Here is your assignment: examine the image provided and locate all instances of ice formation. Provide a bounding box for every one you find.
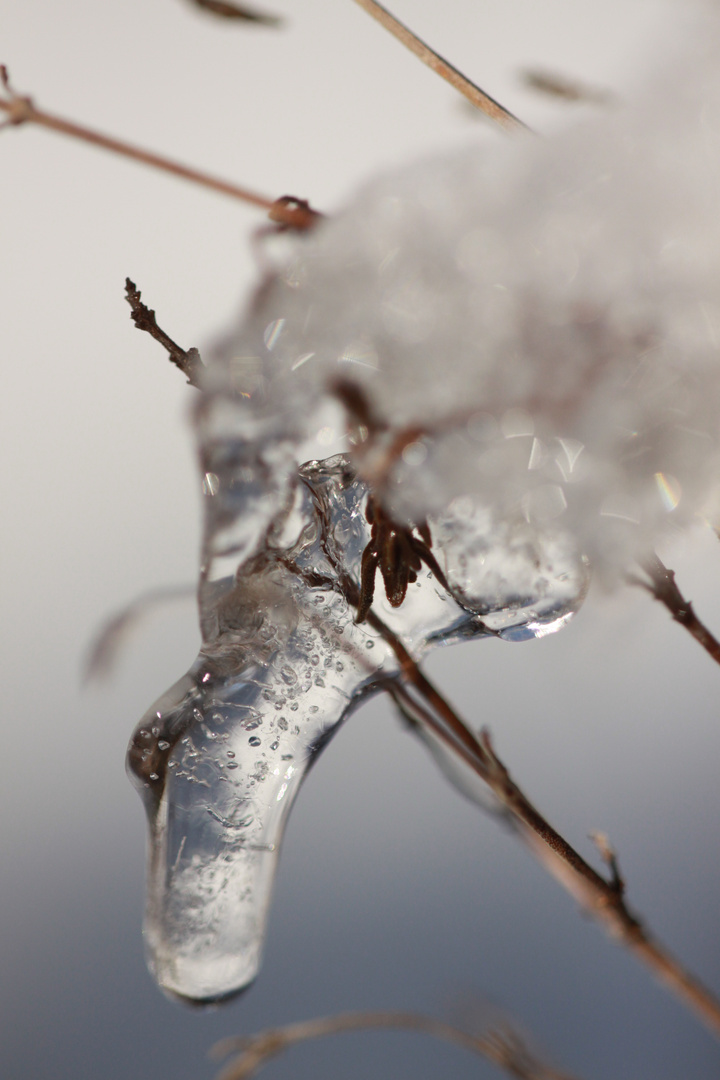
[128,9,720,1003]
[128,455,587,1002]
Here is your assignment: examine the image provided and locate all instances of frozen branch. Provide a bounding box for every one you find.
[351,0,528,133]
[211,1010,581,1080]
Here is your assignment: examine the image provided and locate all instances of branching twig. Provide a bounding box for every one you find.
[351,0,528,133]
[125,278,205,388]
[284,481,720,1038]
[633,552,720,669]
[0,66,319,228]
[211,1010,581,1080]
[118,284,720,1037]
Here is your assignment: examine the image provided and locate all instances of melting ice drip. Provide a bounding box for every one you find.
[128,454,587,1004]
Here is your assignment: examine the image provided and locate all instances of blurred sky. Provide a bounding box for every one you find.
[2,1,720,1078]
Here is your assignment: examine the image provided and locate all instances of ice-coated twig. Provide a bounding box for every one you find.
[632,553,720,670]
[125,278,205,388]
[122,308,720,1034]
[0,66,318,227]
[351,0,529,133]
[211,1010,581,1080]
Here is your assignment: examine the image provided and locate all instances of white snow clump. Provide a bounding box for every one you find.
[201,9,720,583]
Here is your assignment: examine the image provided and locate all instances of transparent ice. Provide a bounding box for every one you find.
[128,453,587,1003]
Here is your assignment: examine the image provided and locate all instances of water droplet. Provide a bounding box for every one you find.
[248,737,261,747]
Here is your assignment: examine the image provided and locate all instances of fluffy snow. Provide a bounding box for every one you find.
[202,6,720,579]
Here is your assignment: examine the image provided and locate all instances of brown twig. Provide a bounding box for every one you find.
[351,0,528,133]
[520,68,617,107]
[633,552,720,669]
[386,674,720,1039]
[84,583,194,681]
[188,0,282,25]
[297,478,720,1037]
[124,278,205,388]
[0,66,319,228]
[211,1010,581,1080]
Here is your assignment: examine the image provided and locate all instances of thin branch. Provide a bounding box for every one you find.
[351,0,529,133]
[0,66,318,227]
[294,477,720,1037]
[633,552,720,669]
[211,1010,581,1080]
[388,678,720,1040]
[520,68,616,107]
[188,0,282,25]
[84,583,194,681]
[125,278,205,388]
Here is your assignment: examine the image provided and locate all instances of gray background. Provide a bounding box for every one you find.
[2,1,720,1077]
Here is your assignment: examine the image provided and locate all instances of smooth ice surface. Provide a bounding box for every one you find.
[128,455,587,1001]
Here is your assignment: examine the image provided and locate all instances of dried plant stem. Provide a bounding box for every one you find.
[283,481,720,1038]
[351,0,528,133]
[0,66,314,227]
[386,666,720,1040]
[189,0,282,25]
[212,1010,581,1080]
[636,553,720,668]
[125,278,205,388]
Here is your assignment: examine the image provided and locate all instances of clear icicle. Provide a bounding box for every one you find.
[128,457,587,1003]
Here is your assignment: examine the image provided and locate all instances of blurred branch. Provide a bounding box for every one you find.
[85,584,194,681]
[632,553,720,669]
[125,278,205,388]
[0,65,318,227]
[211,1010,581,1080]
[520,68,616,107]
[351,0,529,133]
[187,0,282,25]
